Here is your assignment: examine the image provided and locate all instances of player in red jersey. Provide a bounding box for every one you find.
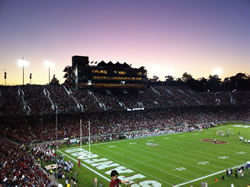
[110,170,129,187]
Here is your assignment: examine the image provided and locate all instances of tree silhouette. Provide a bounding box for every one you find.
[50,74,60,85]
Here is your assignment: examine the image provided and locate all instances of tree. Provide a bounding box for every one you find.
[181,72,197,89]
[165,75,174,81]
[207,75,221,91]
[197,77,208,91]
[235,73,247,80]
[223,77,231,91]
[50,74,60,85]
[63,66,75,87]
[181,72,193,82]
[165,75,175,86]
[151,75,159,82]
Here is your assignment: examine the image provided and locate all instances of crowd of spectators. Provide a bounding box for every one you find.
[0,139,53,186]
[21,85,53,114]
[232,91,250,105]
[0,86,24,115]
[45,85,79,113]
[1,85,250,115]
[71,89,102,112]
[92,90,124,111]
[1,106,249,144]
[32,143,58,165]
[31,143,80,187]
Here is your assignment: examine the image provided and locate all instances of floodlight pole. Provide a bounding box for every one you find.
[44,61,55,84]
[4,71,7,86]
[49,67,50,84]
[30,73,32,84]
[80,119,82,150]
[55,106,58,179]
[88,121,91,157]
[23,66,24,85]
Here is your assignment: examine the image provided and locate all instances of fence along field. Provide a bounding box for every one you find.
[59,123,250,187]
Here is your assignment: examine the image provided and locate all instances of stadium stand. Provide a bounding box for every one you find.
[0,139,53,186]
[0,84,250,186]
[1,85,249,115]
[21,85,53,114]
[1,105,249,144]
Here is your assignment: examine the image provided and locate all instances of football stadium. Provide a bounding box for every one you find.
[1,55,250,187]
[1,1,250,187]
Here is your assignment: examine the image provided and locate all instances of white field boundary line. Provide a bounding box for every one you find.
[57,150,110,182]
[175,163,245,187]
[59,133,178,151]
[59,139,133,151]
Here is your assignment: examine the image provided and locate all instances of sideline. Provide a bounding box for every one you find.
[57,150,110,182]
[59,132,180,151]
[175,163,245,187]
[59,138,131,151]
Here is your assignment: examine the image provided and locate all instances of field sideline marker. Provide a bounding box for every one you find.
[175,163,245,187]
[57,150,110,182]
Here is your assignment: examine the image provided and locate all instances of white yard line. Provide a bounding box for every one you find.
[60,148,172,185]
[175,163,245,187]
[94,145,178,184]
[57,150,110,182]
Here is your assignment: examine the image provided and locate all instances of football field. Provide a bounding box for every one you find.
[58,123,250,187]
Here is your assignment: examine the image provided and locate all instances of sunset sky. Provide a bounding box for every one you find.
[0,0,249,85]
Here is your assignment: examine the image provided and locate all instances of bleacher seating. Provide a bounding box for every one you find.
[1,85,250,115]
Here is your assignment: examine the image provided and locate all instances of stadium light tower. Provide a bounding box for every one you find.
[17,58,30,85]
[211,67,223,76]
[29,73,32,84]
[44,60,55,84]
[4,70,7,86]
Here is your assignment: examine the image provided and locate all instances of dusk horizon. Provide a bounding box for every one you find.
[1,1,250,186]
[0,0,249,85]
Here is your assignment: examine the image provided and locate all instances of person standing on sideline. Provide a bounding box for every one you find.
[94,177,98,187]
[235,169,238,178]
[110,170,129,187]
[228,169,231,178]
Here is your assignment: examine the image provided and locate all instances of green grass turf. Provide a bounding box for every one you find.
[58,123,250,187]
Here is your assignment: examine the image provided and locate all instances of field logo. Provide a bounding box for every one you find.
[197,161,209,165]
[65,148,161,186]
[218,156,229,159]
[129,142,137,145]
[146,143,159,146]
[174,167,186,171]
[236,152,246,155]
[201,139,227,144]
[233,125,250,128]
